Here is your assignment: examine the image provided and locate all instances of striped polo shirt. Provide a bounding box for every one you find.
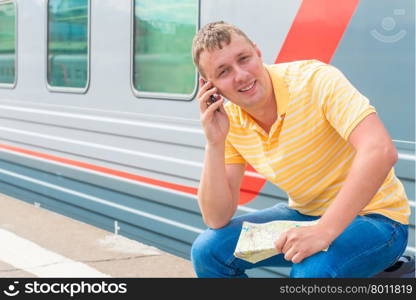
[224,60,410,224]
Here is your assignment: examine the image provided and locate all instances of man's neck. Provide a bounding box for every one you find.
[243,65,278,134]
[247,95,277,134]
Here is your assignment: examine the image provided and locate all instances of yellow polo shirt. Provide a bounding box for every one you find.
[224,59,410,224]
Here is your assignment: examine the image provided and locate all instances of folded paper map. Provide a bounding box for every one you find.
[233,220,326,264]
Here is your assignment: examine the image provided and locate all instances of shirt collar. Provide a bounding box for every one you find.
[265,63,289,117]
[237,64,290,129]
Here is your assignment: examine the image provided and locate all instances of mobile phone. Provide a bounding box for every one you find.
[203,79,221,112]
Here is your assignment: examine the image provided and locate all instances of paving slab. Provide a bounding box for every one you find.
[0,193,196,278]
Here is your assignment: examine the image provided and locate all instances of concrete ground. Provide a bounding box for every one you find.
[0,193,196,278]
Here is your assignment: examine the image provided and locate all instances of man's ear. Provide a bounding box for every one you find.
[254,43,262,58]
[198,70,208,83]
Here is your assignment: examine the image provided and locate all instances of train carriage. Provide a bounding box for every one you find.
[0,0,414,277]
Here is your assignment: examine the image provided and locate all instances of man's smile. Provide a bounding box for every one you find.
[238,80,256,93]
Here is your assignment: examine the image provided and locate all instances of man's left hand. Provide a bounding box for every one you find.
[274,225,332,264]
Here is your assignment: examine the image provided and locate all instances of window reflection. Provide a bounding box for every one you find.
[0,1,16,86]
[133,0,197,96]
[47,0,89,89]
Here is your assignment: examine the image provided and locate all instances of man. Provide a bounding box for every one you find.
[191,21,410,278]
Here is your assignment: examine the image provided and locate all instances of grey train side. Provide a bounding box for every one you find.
[0,0,414,277]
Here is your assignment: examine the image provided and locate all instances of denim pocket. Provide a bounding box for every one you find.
[392,224,409,262]
[365,214,409,265]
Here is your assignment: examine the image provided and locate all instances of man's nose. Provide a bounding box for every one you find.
[234,66,250,83]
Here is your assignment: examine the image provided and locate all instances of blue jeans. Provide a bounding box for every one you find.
[191,203,408,278]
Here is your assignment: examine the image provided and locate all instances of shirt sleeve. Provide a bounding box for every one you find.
[311,63,377,140]
[224,138,246,164]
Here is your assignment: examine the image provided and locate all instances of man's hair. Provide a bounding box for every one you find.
[192,21,255,77]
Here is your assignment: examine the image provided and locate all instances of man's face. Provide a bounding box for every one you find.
[199,33,270,110]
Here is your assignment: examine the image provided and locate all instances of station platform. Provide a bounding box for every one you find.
[0,193,196,278]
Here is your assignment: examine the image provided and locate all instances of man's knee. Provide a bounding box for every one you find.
[191,230,212,266]
[191,224,239,277]
[191,228,223,274]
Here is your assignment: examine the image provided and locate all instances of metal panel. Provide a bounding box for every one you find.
[0,156,289,277]
[0,0,413,278]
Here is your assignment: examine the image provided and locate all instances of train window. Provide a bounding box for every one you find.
[132,0,198,100]
[0,0,16,88]
[47,0,90,92]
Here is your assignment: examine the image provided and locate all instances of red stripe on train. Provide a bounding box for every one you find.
[0,143,198,196]
[276,0,360,63]
[0,1,360,205]
[240,0,360,204]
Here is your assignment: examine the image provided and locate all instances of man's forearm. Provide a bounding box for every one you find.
[198,143,235,228]
[317,147,397,242]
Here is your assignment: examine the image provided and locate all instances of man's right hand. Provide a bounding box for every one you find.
[197,78,230,145]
